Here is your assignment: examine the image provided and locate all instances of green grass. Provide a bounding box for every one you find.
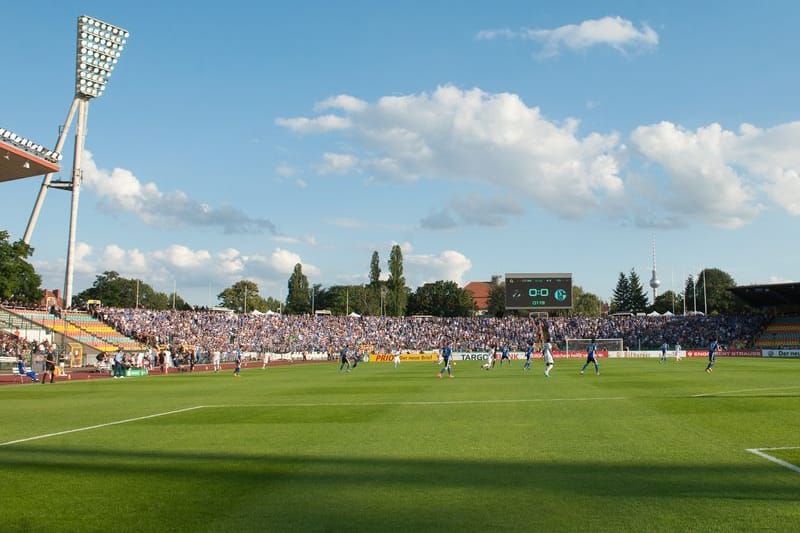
[2,358,799,532]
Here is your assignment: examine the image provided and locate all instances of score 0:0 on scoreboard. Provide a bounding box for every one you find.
[504,273,573,310]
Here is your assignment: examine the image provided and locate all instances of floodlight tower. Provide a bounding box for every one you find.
[649,237,661,303]
[23,15,128,308]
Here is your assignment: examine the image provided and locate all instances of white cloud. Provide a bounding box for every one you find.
[728,122,800,215]
[151,244,214,270]
[275,114,351,133]
[82,151,277,234]
[316,152,359,174]
[478,16,659,57]
[405,250,473,286]
[315,94,368,113]
[278,85,625,219]
[631,121,772,228]
[270,248,310,275]
[278,86,800,230]
[34,242,321,304]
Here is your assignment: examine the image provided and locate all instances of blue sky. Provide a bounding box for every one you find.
[2,1,799,307]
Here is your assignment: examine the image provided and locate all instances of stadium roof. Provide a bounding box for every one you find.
[0,139,60,182]
[729,282,800,308]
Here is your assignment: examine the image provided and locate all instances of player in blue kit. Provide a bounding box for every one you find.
[523,342,534,371]
[437,341,453,378]
[705,337,720,373]
[580,338,600,375]
[339,346,351,373]
[233,348,242,377]
[660,341,668,364]
[500,344,511,366]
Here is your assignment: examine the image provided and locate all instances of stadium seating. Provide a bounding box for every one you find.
[754,316,800,348]
[2,307,145,353]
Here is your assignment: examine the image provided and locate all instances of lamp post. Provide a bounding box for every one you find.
[23,15,129,309]
[380,287,387,317]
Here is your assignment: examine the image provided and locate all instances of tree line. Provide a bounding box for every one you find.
[1,229,752,316]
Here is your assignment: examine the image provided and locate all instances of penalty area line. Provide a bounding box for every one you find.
[202,397,628,409]
[691,385,800,398]
[0,406,205,447]
[746,447,800,474]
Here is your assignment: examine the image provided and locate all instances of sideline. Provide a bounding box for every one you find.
[0,406,205,447]
[746,447,800,474]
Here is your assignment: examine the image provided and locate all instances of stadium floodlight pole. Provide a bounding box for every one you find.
[23,100,80,245]
[30,15,128,309]
[702,269,708,315]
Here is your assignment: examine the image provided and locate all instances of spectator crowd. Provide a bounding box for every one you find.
[95,308,770,355]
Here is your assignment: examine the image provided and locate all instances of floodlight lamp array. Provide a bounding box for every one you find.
[75,15,129,99]
[0,127,63,163]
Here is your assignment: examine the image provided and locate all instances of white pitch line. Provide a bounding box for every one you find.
[0,397,626,447]
[202,397,627,409]
[0,406,205,447]
[692,385,800,398]
[746,447,800,474]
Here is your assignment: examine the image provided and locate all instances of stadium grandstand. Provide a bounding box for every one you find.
[0,306,146,358]
[0,126,61,183]
[730,282,800,349]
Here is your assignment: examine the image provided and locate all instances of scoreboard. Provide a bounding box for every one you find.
[504,273,573,310]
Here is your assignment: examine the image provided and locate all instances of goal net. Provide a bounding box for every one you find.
[564,338,623,355]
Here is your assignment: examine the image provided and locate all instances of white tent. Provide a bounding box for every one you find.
[250,309,264,315]
[348,312,361,318]
[264,310,278,316]
[648,310,661,316]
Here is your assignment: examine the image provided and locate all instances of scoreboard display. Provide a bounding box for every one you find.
[504,273,573,310]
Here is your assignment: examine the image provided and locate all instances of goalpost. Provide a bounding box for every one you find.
[564,338,623,356]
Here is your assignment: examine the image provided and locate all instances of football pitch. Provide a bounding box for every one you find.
[2,358,799,532]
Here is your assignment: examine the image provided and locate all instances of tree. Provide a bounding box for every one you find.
[407,280,475,317]
[628,269,649,313]
[652,290,683,315]
[285,263,310,314]
[487,280,506,317]
[0,230,42,305]
[218,280,269,313]
[386,245,407,316]
[571,285,605,317]
[314,285,368,315]
[684,275,698,314]
[367,251,382,315]
[609,272,631,313]
[694,268,745,315]
[73,271,188,310]
[263,296,282,313]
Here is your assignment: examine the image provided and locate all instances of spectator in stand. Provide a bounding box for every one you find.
[94,307,768,359]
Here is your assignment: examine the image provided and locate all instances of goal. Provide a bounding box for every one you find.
[564,338,623,355]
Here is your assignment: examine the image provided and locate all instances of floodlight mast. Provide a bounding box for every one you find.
[23,15,128,309]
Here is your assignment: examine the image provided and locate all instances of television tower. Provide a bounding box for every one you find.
[649,237,661,302]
